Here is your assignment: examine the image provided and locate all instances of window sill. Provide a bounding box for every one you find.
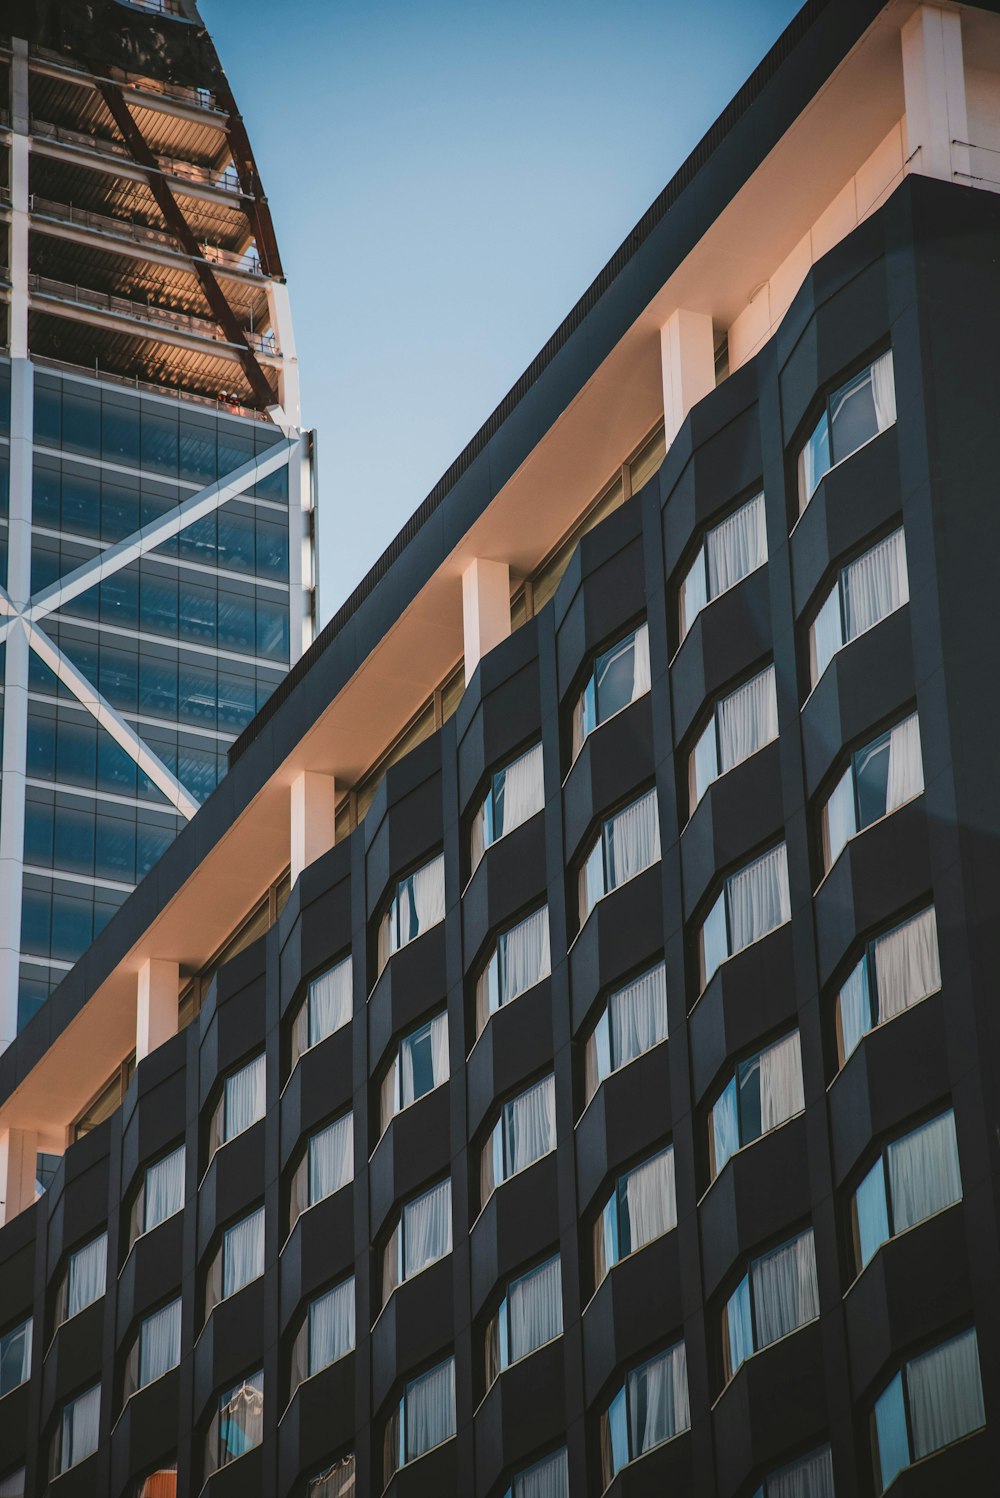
[382,1433,457,1495]
[691,916,792,1014]
[802,598,908,708]
[471,1148,556,1231]
[686,734,778,826]
[575,1034,670,1128]
[697,1109,804,1209]
[814,790,924,895]
[842,1198,963,1299]
[563,688,652,787]
[711,1315,819,1409]
[670,562,767,668]
[826,985,941,1090]
[571,854,663,953]
[370,1249,453,1334]
[791,422,896,538]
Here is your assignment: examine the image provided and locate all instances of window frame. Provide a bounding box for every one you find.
[807,525,908,690]
[469,740,544,877]
[583,959,668,1105]
[207,1051,265,1166]
[289,955,352,1074]
[676,490,767,646]
[55,1232,108,1329]
[481,1073,557,1207]
[381,1176,453,1306]
[721,1226,819,1384]
[849,1107,962,1277]
[129,1143,185,1248]
[475,904,551,1039]
[570,620,650,763]
[577,786,661,930]
[697,842,790,992]
[379,1010,449,1135]
[593,1143,677,1291]
[485,1252,563,1387]
[376,852,446,978]
[819,711,923,877]
[833,905,941,1068]
[288,1110,354,1235]
[707,1028,804,1181]
[870,1327,985,1493]
[600,1339,689,1487]
[0,1315,32,1400]
[796,349,896,514]
[687,663,778,816]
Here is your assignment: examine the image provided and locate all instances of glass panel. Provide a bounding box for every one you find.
[404,1358,456,1462]
[854,1157,890,1271]
[711,1078,740,1178]
[716,666,777,778]
[308,1279,355,1375]
[627,1343,688,1458]
[601,1386,629,1487]
[727,844,790,955]
[690,718,718,808]
[724,1275,753,1379]
[138,1299,181,1388]
[822,766,856,871]
[829,361,884,464]
[307,1456,356,1497]
[502,1076,556,1180]
[511,1446,569,1498]
[620,1147,676,1257]
[809,584,843,685]
[143,1146,185,1235]
[222,1207,264,1297]
[700,890,728,988]
[843,529,909,643]
[67,1235,107,1319]
[836,956,872,1063]
[309,959,352,1048]
[402,1178,452,1280]
[309,1115,354,1206]
[798,412,831,510]
[224,1054,265,1141]
[608,962,668,1072]
[873,907,941,1024]
[507,1255,562,1364]
[705,493,767,599]
[491,743,544,843]
[579,838,605,925]
[680,549,708,640]
[907,1328,984,1463]
[751,1231,819,1349]
[874,1371,910,1492]
[605,790,660,892]
[887,1110,962,1235]
[766,1444,835,1498]
[498,908,550,1007]
[217,1370,264,1468]
[59,1385,100,1473]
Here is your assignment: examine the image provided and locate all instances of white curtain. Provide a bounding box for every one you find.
[712,1079,740,1177]
[908,1328,985,1461]
[759,1031,804,1131]
[406,1357,456,1461]
[68,1235,107,1318]
[843,529,909,641]
[480,1126,499,1206]
[888,1109,961,1234]
[753,1230,819,1348]
[810,585,843,685]
[401,855,446,945]
[622,1147,676,1251]
[403,1179,452,1279]
[874,907,941,1022]
[139,1298,181,1388]
[61,1385,100,1471]
[218,1372,263,1466]
[501,908,551,1005]
[823,767,856,870]
[609,962,667,1070]
[144,1146,185,1234]
[837,957,871,1062]
[690,718,719,807]
[579,839,606,924]
[500,743,544,836]
[514,1447,568,1498]
[768,1444,835,1498]
[798,419,830,512]
[718,666,778,774]
[629,1342,689,1455]
[706,493,767,597]
[871,350,897,432]
[607,790,660,889]
[223,1207,264,1297]
[725,1277,754,1378]
[585,1013,611,1102]
[431,1011,449,1086]
[470,801,488,872]
[886,714,923,812]
[377,908,394,972]
[476,956,498,1035]
[505,1076,556,1178]
[701,889,729,988]
[728,844,790,955]
[631,623,651,698]
[309,959,352,1046]
[225,1053,265,1140]
[308,1456,356,1497]
[310,1114,354,1205]
[309,1278,355,1375]
[508,1255,563,1363]
[681,549,708,639]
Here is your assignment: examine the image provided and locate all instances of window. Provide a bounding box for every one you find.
[476,907,551,1035]
[723,1229,819,1382]
[699,844,790,989]
[798,350,896,510]
[289,1113,354,1232]
[835,906,941,1065]
[572,623,651,759]
[578,789,660,927]
[753,1444,834,1498]
[291,957,352,1070]
[486,1255,563,1386]
[680,492,766,641]
[0,1318,31,1398]
[504,1447,568,1498]
[124,1298,182,1400]
[383,1356,456,1483]
[600,1341,689,1487]
[56,1233,108,1325]
[481,1075,556,1205]
[205,1206,264,1317]
[809,528,908,687]
[585,961,667,1102]
[383,1178,452,1302]
[133,1466,177,1498]
[709,1031,804,1179]
[594,1146,676,1287]
[380,1013,449,1133]
[471,743,544,871]
[852,1109,962,1274]
[377,854,446,974]
[209,1053,265,1158]
[872,1328,984,1492]
[290,1278,356,1393]
[689,665,778,811]
[129,1145,185,1246]
[822,714,923,872]
[307,1455,356,1497]
[205,1370,263,1476]
[50,1384,100,1476]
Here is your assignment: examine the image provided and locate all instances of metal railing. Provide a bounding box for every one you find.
[31,118,241,195]
[30,193,181,252]
[119,0,189,18]
[28,272,227,341]
[123,74,218,114]
[200,243,262,275]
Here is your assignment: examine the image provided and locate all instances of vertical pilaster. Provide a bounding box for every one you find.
[0,1126,38,1226]
[290,770,337,886]
[265,279,301,429]
[10,39,29,361]
[901,5,970,185]
[461,558,510,681]
[286,432,315,662]
[660,308,716,448]
[136,958,180,1062]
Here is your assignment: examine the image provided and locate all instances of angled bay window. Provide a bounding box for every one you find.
[383,1356,456,1484]
[476,906,551,1035]
[709,1031,804,1180]
[290,1278,356,1394]
[380,1012,449,1134]
[595,1146,676,1288]
[504,1447,568,1498]
[205,1370,263,1477]
[123,1298,182,1400]
[486,1254,563,1386]
[383,1178,452,1303]
[481,1075,556,1206]
[471,742,544,871]
[822,713,923,873]
[753,1444,834,1498]
[585,961,668,1103]
[377,853,445,975]
[0,1318,31,1398]
[798,350,896,510]
[601,1341,689,1488]
[307,1456,356,1496]
[129,1144,185,1246]
[809,528,909,687]
[723,1228,819,1382]
[571,622,650,759]
[699,843,790,990]
[291,957,352,1070]
[209,1052,265,1159]
[835,906,941,1066]
[50,1384,100,1477]
[852,1109,962,1274]
[289,1112,354,1232]
[205,1206,264,1318]
[55,1233,108,1325]
[872,1328,984,1493]
[689,665,778,811]
[679,492,766,642]
[578,789,660,927]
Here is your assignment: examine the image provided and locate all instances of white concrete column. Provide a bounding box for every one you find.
[0,1127,38,1226]
[901,6,970,185]
[136,958,180,1062]
[462,558,510,680]
[660,308,716,448]
[265,280,301,428]
[10,39,29,361]
[291,770,337,886]
[286,432,315,662]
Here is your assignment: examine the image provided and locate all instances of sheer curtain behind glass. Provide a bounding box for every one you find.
[606,790,660,889]
[500,908,551,1007]
[294,959,351,1064]
[766,1444,834,1498]
[221,1054,265,1145]
[728,845,790,955]
[605,962,668,1082]
[843,529,908,641]
[752,1231,819,1349]
[138,1298,181,1389]
[405,1358,456,1462]
[0,1319,31,1397]
[142,1147,185,1237]
[887,1109,961,1234]
[706,494,766,598]
[716,666,778,778]
[759,1032,805,1132]
[307,1455,356,1497]
[907,1328,984,1463]
[511,1447,568,1498]
[873,907,941,1023]
[308,1279,355,1376]
[507,1256,563,1364]
[0,1470,25,1498]
[222,1207,264,1298]
[403,1179,452,1281]
[504,1076,556,1180]
[622,1147,676,1254]
[67,1235,107,1319]
[307,1114,354,1214]
[57,1385,100,1474]
[885,714,923,812]
[629,1343,689,1460]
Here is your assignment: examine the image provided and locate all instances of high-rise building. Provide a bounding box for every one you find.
[0,1,998,1496]
[0,0,316,1045]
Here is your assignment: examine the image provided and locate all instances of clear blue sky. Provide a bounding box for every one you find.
[201,0,802,623]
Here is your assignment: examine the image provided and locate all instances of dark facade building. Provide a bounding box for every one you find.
[0,2,998,1496]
